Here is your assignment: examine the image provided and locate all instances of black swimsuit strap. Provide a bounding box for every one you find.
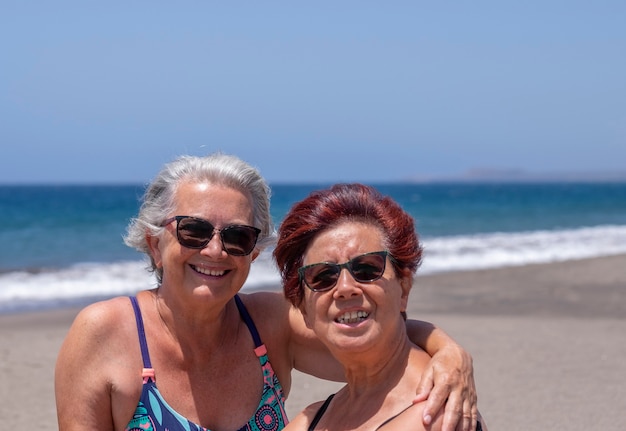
[308,393,335,431]
[306,395,483,431]
[375,403,416,430]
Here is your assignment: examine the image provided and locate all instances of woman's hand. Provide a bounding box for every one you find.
[413,343,478,431]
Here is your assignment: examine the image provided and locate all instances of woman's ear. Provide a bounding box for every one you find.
[146,232,163,269]
[250,248,261,262]
[300,300,314,329]
[399,275,413,313]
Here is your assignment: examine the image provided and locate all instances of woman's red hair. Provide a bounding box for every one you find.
[273,183,422,307]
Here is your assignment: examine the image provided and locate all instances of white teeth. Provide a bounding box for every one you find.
[336,310,369,324]
[192,265,225,276]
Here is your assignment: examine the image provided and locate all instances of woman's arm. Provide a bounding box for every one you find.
[407,319,478,431]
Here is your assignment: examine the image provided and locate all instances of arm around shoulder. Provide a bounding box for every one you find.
[406,319,477,431]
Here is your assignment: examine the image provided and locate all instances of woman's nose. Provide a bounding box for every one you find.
[200,232,226,256]
[332,268,362,298]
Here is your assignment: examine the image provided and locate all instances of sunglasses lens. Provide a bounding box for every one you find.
[176,217,214,248]
[220,225,260,256]
[349,253,386,282]
[301,251,388,291]
[169,216,260,255]
[302,264,341,292]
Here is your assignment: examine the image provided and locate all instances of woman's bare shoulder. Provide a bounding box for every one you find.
[67,295,138,342]
[239,290,287,309]
[236,291,292,328]
[377,401,443,431]
[284,400,327,431]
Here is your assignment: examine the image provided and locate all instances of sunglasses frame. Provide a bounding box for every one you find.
[298,250,392,292]
[161,215,261,256]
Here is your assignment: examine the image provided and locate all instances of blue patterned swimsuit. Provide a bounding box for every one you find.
[126,295,288,431]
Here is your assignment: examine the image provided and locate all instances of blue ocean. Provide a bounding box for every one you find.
[1,182,626,314]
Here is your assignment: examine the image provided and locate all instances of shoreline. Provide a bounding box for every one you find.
[1,254,625,430]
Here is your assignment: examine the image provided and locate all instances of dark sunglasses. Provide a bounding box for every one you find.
[161,216,261,256]
[298,250,391,292]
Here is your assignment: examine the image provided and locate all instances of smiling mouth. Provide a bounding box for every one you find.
[191,264,227,277]
[335,310,369,324]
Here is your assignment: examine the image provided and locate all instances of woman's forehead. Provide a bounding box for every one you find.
[173,182,254,220]
[304,222,385,260]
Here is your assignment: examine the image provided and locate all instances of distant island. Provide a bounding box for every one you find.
[404,168,626,183]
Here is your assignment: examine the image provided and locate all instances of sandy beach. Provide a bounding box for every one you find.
[1,254,625,430]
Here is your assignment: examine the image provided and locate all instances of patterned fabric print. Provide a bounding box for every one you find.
[125,353,287,431]
[248,345,287,431]
[126,381,209,431]
[126,403,156,431]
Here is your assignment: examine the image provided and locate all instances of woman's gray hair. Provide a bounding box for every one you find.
[124,152,275,282]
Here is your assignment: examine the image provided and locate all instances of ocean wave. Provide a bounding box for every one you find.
[1,224,625,313]
[0,253,283,313]
[421,224,626,273]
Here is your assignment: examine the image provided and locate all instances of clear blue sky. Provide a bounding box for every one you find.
[2,2,625,184]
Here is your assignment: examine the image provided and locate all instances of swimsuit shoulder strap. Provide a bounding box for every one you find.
[129,296,153,370]
[308,393,335,431]
[234,294,263,348]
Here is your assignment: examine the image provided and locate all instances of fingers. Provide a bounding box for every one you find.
[418,345,479,431]
[465,374,478,431]
[454,391,478,431]
[469,398,479,431]
[422,380,451,427]
[437,369,478,431]
[437,389,461,431]
[414,364,434,404]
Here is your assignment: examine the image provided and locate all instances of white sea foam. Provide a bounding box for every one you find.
[0,261,154,312]
[1,224,625,312]
[421,224,626,274]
